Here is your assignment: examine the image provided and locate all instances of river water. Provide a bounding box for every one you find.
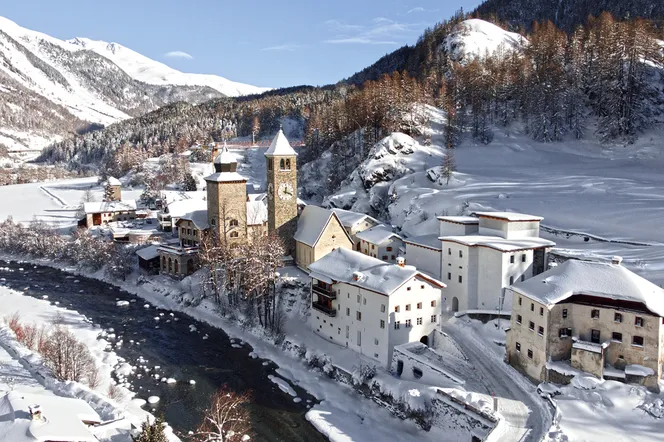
[0,260,326,442]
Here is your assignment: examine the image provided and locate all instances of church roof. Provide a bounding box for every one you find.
[214,143,237,165]
[265,129,297,157]
[295,205,350,247]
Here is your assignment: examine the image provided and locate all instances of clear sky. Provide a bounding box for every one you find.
[1,0,483,88]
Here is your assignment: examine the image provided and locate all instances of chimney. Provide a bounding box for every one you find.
[29,404,42,421]
[396,257,405,267]
[611,256,623,266]
[352,271,363,281]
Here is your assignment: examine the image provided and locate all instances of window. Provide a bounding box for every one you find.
[516,342,521,352]
[229,219,239,227]
[395,306,400,313]
[614,313,622,323]
[431,315,437,323]
[230,231,239,238]
[527,349,533,359]
[412,367,423,379]
[387,247,393,252]
[417,302,422,309]
[529,321,534,331]
[371,244,375,250]
[421,285,425,289]
[279,159,285,170]
[518,297,522,306]
[431,300,436,307]
[448,248,451,255]
[380,320,385,329]
[374,338,379,345]
[394,321,400,330]
[521,275,525,282]
[392,255,396,260]
[522,254,526,263]
[632,336,644,347]
[363,298,367,305]
[448,273,451,280]
[382,255,388,260]
[612,332,623,342]
[531,303,534,312]
[459,250,463,258]
[635,317,644,327]
[591,329,600,344]
[458,275,463,283]
[405,304,411,311]
[509,276,514,285]
[405,319,412,328]
[268,161,273,171]
[510,255,515,264]
[591,309,600,319]
[562,309,568,319]
[538,326,544,336]
[356,311,362,321]
[286,159,291,170]
[559,328,572,338]
[357,295,361,303]
[407,287,411,291]
[210,218,216,226]
[516,315,522,324]
[346,307,350,316]
[381,304,386,313]
[540,307,544,316]
[417,317,423,325]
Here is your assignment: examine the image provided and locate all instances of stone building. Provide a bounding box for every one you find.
[506,257,664,391]
[265,129,298,254]
[158,244,200,278]
[104,177,122,201]
[294,205,354,270]
[175,210,208,247]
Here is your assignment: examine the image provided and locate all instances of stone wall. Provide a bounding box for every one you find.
[267,155,298,253]
[571,347,604,378]
[207,180,247,244]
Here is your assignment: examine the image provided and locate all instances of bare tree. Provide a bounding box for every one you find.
[188,387,253,442]
[442,148,457,185]
[41,325,96,383]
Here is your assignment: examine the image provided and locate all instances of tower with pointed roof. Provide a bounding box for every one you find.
[205,144,248,244]
[265,129,298,254]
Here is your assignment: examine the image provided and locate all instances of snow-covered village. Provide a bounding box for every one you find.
[1,1,664,442]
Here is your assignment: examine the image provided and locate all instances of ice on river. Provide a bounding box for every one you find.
[267,375,297,397]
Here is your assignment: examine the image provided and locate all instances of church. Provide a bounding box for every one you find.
[158,130,299,277]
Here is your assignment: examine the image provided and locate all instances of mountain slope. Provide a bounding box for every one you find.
[444,19,525,61]
[0,16,266,151]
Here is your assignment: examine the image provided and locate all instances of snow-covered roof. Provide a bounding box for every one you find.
[440,235,554,252]
[331,208,379,229]
[165,199,207,218]
[474,212,543,222]
[177,209,209,230]
[309,248,445,296]
[106,176,121,186]
[136,245,160,261]
[404,234,443,250]
[204,171,247,183]
[356,226,400,245]
[437,216,479,225]
[295,205,349,247]
[512,260,664,316]
[246,201,268,226]
[84,199,136,214]
[265,129,297,157]
[572,339,607,354]
[213,143,236,165]
[0,391,100,442]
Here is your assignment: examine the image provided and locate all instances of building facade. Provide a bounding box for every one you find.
[294,206,354,270]
[506,258,664,391]
[83,200,137,228]
[331,208,380,251]
[356,226,403,263]
[308,248,446,368]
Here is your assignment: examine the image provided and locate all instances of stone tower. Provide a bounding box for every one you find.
[265,129,297,255]
[205,144,248,244]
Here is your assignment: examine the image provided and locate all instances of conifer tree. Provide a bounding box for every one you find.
[132,416,167,442]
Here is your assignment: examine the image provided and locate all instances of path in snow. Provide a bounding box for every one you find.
[442,317,552,442]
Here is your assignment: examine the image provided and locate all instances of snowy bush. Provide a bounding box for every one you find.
[352,362,377,386]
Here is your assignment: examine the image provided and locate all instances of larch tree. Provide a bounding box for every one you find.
[188,387,253,442]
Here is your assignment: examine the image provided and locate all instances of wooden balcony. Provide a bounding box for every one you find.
[312,285,336,299]
[312,301,337,317]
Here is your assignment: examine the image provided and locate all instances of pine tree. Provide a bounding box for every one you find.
[103,182,115,202]
[182,172,197,191]
[132,416,167,442]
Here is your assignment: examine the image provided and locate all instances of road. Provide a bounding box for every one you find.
[442,317,552,442]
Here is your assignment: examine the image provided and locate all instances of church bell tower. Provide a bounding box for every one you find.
[265,129,297,255]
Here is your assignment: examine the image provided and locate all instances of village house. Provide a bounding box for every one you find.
[157,196,207,232]
[331,208,380,250]
[506,257,664,391]
[176,210,209,247]
[83,200,137,228]
[158,243,200,278]
[294,205,354,270]
[403,234,443,281]
[356,225,403,263]
[308,248,446,369]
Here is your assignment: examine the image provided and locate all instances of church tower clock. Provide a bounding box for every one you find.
[265,129,298,254]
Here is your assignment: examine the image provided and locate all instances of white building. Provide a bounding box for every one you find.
[308,248,446,369]
[331,208,380,250]
[356,225,403,263]
[439,212,555,313]
[83,200,137,228]
[403,234,443,280]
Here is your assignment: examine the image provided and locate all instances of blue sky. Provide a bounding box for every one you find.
[2,0,482,88]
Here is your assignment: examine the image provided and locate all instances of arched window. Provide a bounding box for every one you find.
[230,231,239,238]
[279,159,285,170]
[168,258,172,273]
[174,260,179,274]
[230,219,239,227]
[210,218,216,226]
[285,159,291,170]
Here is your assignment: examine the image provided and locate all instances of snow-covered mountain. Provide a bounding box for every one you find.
[0,16,267,151]
[444,19,525,61]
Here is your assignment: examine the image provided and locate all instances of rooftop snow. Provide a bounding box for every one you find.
[177,209,209,230]
[331,208,379,229]
[204,171,247,183]
[437,216,479,224]
[512,260,664,316]
[136,245,160,261]
[474,212,543,222]
[440,235,554,252]
[0,391,100,442]
[165,199,207,218]
[295,206,344,247]
[213,144,236,165]
[83,199,136,214]
[404,234,442,250]
[572,339,606,354]
[106,177,121,186]
[265,129,297,157]
[309,248,444,296]
[356,226,400,245]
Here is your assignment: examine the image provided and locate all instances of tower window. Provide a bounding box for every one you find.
[279,159,285,170]
[230,219,239,227]
[268,161,273,171]
[286,159,291,170]
[230,231,239,238]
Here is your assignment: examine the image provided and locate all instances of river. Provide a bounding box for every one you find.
[0,260,326,442]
